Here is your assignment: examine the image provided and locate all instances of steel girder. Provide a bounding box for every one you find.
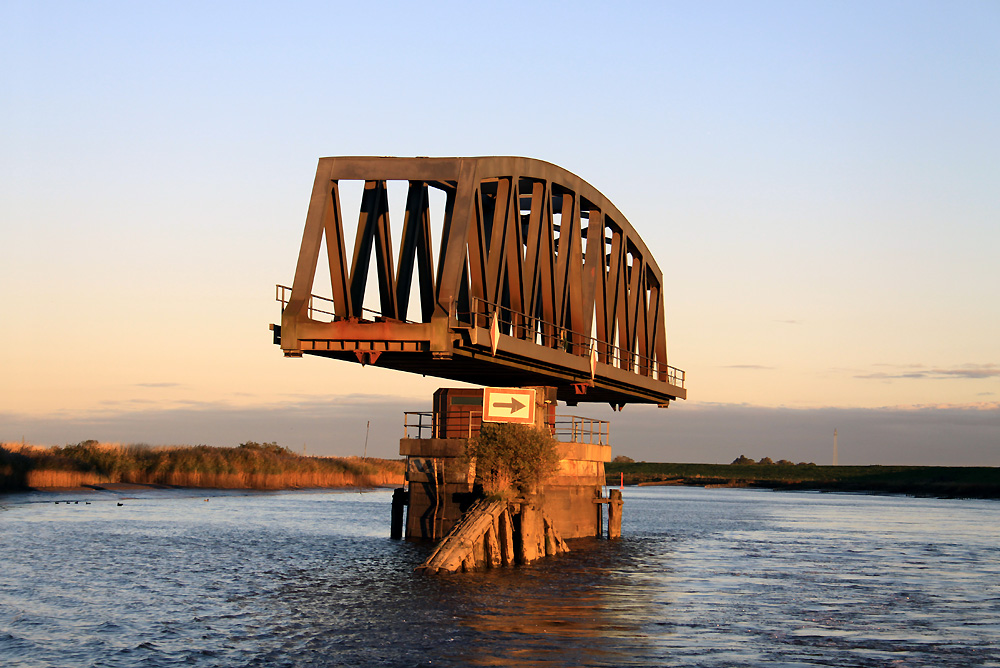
[275,156,686,407]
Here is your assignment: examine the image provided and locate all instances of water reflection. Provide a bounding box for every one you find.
[444,541,659,666]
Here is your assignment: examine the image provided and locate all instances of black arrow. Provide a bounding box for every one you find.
[492,397,525,413]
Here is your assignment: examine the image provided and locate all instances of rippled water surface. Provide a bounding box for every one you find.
[2,485,998,667]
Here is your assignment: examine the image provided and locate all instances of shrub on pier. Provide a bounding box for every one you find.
[466,423,559,497]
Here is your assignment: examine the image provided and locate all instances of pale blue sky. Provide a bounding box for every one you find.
[2,1,998,463]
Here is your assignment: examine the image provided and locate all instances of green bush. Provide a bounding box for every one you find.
[466,423,559,497]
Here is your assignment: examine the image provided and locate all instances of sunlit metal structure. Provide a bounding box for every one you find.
[273,156,685,407]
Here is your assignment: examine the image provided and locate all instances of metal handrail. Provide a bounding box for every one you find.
[550,415,611,445]
[403,410,483,440]
[275,284,684,389]
[276,284,337,320]
[275,284,413,324]
[403,410,610,445]
[464,296,685,388]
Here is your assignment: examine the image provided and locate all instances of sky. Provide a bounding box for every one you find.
[2,1,998,465]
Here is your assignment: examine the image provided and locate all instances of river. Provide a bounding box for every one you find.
[1,485,997,667]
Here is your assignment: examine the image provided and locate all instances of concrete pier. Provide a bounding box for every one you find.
[400,387,622,571]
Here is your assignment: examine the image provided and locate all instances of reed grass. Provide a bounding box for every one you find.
[0,440,404,491]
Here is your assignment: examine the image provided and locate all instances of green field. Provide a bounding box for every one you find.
[605,461,1000,498]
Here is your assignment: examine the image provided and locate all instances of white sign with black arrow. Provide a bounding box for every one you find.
[482,387,537,424]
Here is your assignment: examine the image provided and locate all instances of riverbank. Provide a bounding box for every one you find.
[0,441,404,492]
[606,461,1000,498]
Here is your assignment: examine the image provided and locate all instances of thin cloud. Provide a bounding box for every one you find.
[878,401,1000,411]
[857,364,1000,380]
[135,382,181,388]
[725,364,776,370]
[934,364,1000,379]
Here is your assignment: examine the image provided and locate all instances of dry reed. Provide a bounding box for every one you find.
[0,440,404,491]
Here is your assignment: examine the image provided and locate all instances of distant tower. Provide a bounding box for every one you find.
[833,428,838,466]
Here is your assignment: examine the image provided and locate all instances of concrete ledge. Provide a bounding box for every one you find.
[406,456,473,484]
[555,442,612,463]
[400,438,468,458]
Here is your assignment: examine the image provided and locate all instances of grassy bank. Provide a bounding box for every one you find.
[605,461,1000,499]
[0,441,404,492]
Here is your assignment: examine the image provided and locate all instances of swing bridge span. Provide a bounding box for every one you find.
[272,156,685,408]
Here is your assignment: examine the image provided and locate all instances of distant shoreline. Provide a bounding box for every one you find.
[607,462,1000,499]
[2,481,400,495]
[0,441,405,494]
[8,442,998,500]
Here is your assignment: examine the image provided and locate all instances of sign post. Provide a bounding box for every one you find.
[482,387,537,424]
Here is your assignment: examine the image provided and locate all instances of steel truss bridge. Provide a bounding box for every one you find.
[273,156,685,408]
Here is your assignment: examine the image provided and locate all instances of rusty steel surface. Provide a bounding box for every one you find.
[274,156,686,407]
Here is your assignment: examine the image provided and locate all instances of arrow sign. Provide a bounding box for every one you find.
[492,397,524,413]
[482,388,536,424]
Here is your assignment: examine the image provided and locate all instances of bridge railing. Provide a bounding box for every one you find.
[276,284,337,321]
[551,415,611,445]
[276,284,684,391]
[403,410,484,440]
[403,410,610,445]
[276,284,414,324]
[464,297,685,388]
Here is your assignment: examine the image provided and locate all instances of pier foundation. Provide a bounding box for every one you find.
[399,387,621,569]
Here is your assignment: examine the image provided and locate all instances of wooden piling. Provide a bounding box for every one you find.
[499,508,515,566]
[594,487,605,537]
[608,488,623,539]
[485,521,502,568]
[390,487,407,540]
[518,502,538,564]
[415,497,568,574]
